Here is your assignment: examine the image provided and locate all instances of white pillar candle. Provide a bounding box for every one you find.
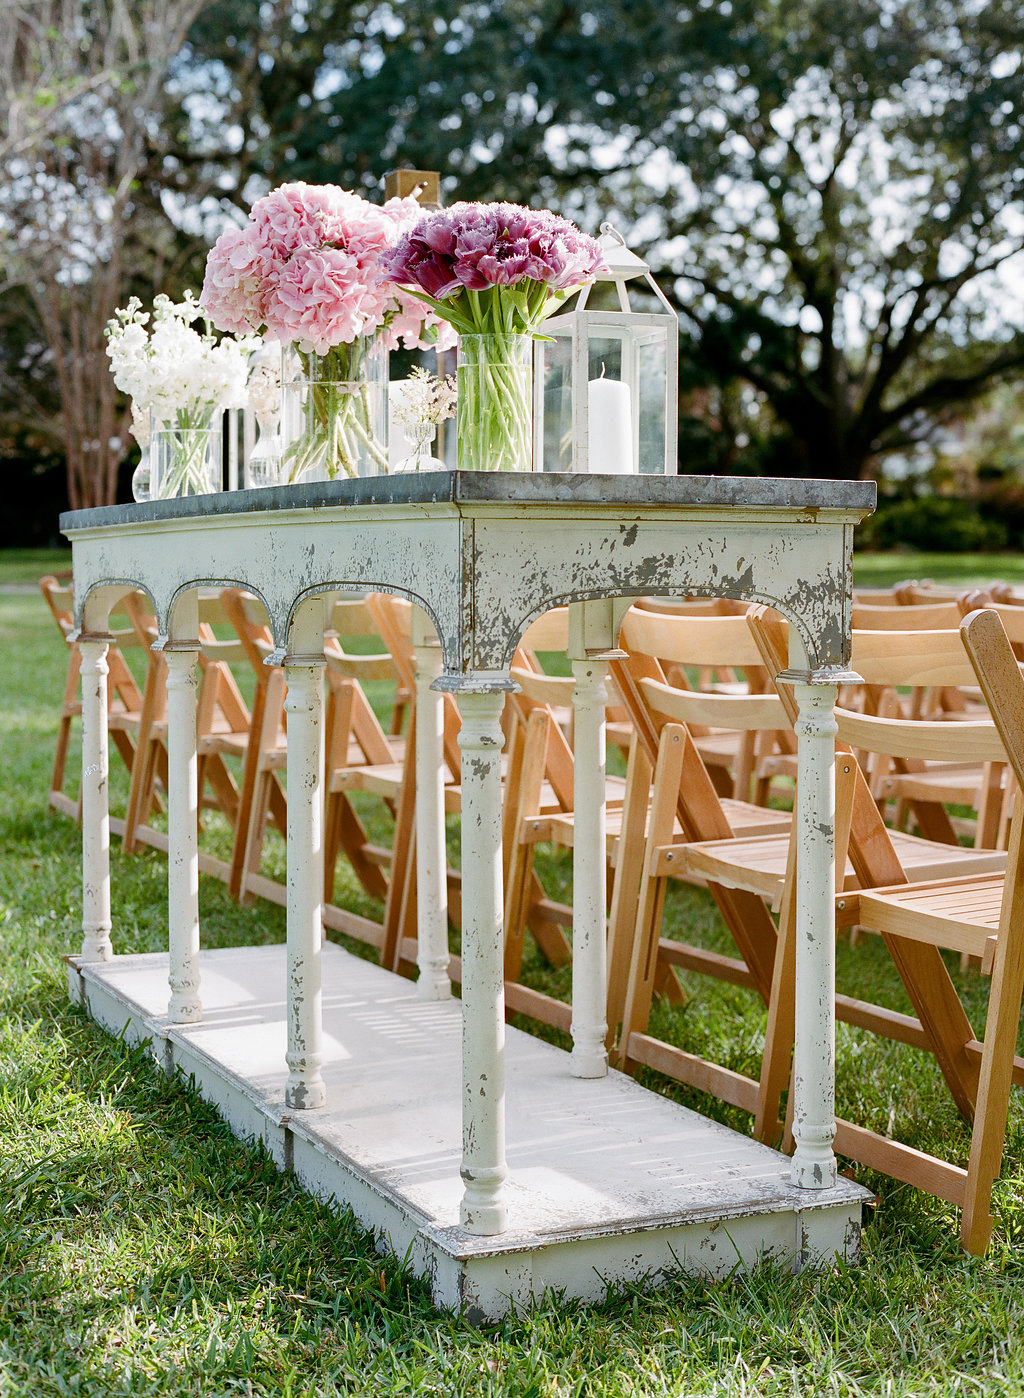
[587,377,633,474]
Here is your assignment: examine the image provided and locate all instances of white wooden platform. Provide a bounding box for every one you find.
[67,942,870,1321]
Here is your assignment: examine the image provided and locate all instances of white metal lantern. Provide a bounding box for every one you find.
[533,224,679,474]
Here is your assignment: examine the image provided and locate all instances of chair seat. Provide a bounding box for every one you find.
[856,872,1004,955]
[651,829,1007,909]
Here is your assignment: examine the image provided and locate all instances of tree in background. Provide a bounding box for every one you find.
[189,0,1023,481]
[2,0,1022,505]
[0,0,207,509]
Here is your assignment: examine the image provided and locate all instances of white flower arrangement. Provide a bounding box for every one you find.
[106,293,260,497]
[105,292,260,432]
[391,366,457,431]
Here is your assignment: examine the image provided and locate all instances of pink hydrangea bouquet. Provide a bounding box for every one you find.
[383,202,604,470]
[200,182,455,480]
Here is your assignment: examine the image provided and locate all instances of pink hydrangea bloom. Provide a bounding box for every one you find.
[200,181,450,351]
[264,248,370,353]
[200,225,279,333]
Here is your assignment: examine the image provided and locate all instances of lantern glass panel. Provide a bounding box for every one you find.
[588,334,625,384]
[537,332,573,472]
[636,331,669,474]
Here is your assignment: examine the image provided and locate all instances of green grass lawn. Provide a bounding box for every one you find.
[4,547,1024,1396]
[852,551,1024,590]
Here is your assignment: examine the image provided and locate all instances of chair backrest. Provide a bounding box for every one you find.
[851,600,964,631]
[850,626,988,692]
[852,586,901,606]
[631,596,749,617]
[40,574,144,652]
[893,579,965,604]
[508,665,575,810]
[326,595,403,685]
[219,588,276,682]
[519,607,569,656]
[960,610,1024,795]
[38,574,75,638]
[959,593,1024,658]
[635,677,787,735]
[748,611,1004,764]
[621,607,768,676]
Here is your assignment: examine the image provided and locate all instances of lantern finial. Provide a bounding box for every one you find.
[597,223,650,281]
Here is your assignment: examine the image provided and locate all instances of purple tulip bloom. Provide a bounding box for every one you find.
[382,201,605,334]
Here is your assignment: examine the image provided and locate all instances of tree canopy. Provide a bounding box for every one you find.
[3,0,1023,504]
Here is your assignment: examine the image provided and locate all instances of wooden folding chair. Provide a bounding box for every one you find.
[39,574,146,827]
[764,607,1024,1253]
[607,607,1007,1130]
[613,606,794,804]
[120,591,252,881]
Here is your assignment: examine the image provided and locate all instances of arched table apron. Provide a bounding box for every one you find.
[63,471,875,1237]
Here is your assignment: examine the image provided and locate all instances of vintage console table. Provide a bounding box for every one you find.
[61,472,875,1314]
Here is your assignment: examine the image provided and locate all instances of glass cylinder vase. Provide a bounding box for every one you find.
[150,407,222,498]
[457,332,533,472]
[280,336,389,483]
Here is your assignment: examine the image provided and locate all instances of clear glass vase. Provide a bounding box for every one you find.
[150,407,222,498]
[131,446,152,502]
[245,410,282,488]
[280,336,389,483]
[457,332,533,472]
[393,422,446,473]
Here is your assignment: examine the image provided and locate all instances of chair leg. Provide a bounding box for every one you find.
[381,723,418,974]
[606,736,653,1050]
[229,685,266,901]
[960,844,1024,1253]
[331,790,389,902]
[122,735,161,852]
[612,724,685,1070]
[239,767,274,905]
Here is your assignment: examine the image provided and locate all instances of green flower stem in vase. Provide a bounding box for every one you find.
[281,336,388,482]
[150,404,222,498]
[456,332,533,472]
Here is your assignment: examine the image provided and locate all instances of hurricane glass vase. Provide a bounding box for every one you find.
[457,332,533,472]
[281,335,389,483]
[131,445,152,502]
[245,409,282,488]
[394,422,445,473]
[150,406,222,498]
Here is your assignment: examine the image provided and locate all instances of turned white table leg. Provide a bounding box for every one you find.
[79,638,112,964]
[284,658,327,1110]
[414,637,450,1001]
[164,647,202,1024]
[570,656,610,1078]
[790,680,839,1189]
[455,687,508,1234]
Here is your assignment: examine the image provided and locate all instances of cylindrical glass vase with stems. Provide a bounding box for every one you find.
[149,404,223,498]
[280,334,389,483]
[456,332,533,472]
[381,201,606,474]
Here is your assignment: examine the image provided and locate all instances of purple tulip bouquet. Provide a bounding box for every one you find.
[384,202,604,470]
